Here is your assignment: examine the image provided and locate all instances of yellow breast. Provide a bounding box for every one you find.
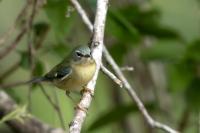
[73,62,96,84]
[55,61,96,91]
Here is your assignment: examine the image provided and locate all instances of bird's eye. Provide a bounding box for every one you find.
[76,51,82,57]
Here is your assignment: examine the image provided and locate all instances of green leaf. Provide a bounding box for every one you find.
[33,22,50,49]
[185,78,200,111]
[109,43,130,64]
[167,63,195,92]
[33,60,44,77]
[51,43,70,58]
[0,105,31,124]
[33,22,49,37]
[185,39,200,62]
[44,0,73,41]
[141,40,186,62]
[106,9,140,43]
[140,25,180,39]
[19,51,29,69]
[119,5,180,39]
[4,89,21,104]
[87,103,154,131]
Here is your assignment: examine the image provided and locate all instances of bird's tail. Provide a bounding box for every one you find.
[0,77,48,89]
[27,77,47,84]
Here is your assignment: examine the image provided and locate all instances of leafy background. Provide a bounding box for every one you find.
[0,0,200,132]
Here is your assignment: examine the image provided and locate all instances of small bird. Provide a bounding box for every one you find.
[30,45,96,95]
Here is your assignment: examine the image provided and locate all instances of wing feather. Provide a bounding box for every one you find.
[44,63,72,81]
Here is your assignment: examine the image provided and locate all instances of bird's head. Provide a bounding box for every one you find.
[70,45,94,65]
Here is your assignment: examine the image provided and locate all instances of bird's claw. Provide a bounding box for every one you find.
[80,87,94,97]
[65,90,70,96]
[74,104,88,114]
[65,90,76,104]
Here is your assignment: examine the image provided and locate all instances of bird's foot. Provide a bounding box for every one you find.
[74,104,88,114]
[68,121,74,127]
[65,90,76,104]
[80,87,94,97]
[65,90,70,96]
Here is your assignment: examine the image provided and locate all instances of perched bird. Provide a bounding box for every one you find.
[30,45,96,95]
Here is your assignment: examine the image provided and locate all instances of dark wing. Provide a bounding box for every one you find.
[44,65,72,81]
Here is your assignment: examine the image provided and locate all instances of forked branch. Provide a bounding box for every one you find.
[69,0,179,132]
[69,0,108,132]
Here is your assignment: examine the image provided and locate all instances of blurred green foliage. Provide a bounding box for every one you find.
[44,0,72,42]
[88,103,155,132]
[0,0,200,133]
[141,40,186,62]
[0,105,31,124]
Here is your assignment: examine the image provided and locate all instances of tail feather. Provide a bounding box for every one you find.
[0,77,48,89]
[27,77,47,84]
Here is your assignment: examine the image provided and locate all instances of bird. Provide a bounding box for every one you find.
[29,45,96,96]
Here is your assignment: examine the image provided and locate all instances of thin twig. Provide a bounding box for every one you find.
[101,64,123,87]
[69,0,93,31]
[39,84,66,130]
[0,1,30,46]
[120,66,134,71]
[0,0,41,60]
[0,11,48,83]
[27,0,38,112]
[0,26,16,46]
[0,27,27,60]
[103,47,178,133]
[69,0,108,132]
[177,108,190,132]
[0,81,28,89]
[0,81,66,129]
[69,0,179,132]
[0,61,20,82]
[198,112,200,133]
[0,1,48,82]
[27,0,37,69]
[0,78,41,89]
[0,90,65,133]
[52,88,68,130]
[111,84,134,132]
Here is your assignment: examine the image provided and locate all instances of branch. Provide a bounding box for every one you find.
[0,27,27,60]
[120,66,134,71]
[39,84,65,130]
[69,0,122,89]
[0,0,43,60]
[0,90,65,133]
[103,47,179,133]
[70,0,93,31]
[0,1,30,46]
[177,107,190,132]
[0,81,28,89]
[69,0,179,133]
[101,64,123,88]
[69,0,108,132]
[0,61,20,82]
[0,80,66,129]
